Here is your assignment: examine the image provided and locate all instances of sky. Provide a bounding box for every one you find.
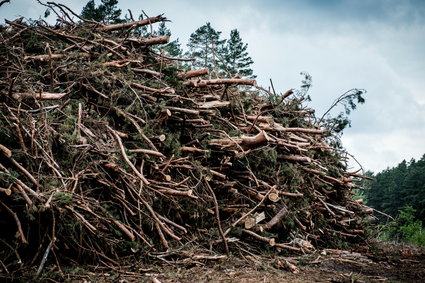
[1,0,424,173]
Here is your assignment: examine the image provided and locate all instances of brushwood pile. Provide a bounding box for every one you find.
[0,9,375,271]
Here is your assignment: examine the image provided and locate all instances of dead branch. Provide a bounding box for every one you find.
[184,78,257,87]
[264,206,289,230]
[178,68,209,79]
[97,15,167,32]
[11,92,68,101]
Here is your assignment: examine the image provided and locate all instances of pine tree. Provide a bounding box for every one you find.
[223,29,255,78]
[81,0,123,24]
[186,22,226,74]
[156,22,183,57]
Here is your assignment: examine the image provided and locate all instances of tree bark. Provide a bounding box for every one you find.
[98,16,166,32]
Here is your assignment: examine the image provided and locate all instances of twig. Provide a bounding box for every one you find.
[108,126,150,185]
[36,237,55,277]
[205,180,229,256]
[0,200,28,244]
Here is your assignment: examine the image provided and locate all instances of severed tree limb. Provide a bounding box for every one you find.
[131,82,174,94]
[224,186,274,237]
[245,115,273,123]
[302,167,344,185]
[107,126,150,185]
[36,237,55,277]
[65,205,97,233]
[166,106,200,115]
[280,155,312,163]
[264,206,289,230]
[178,68,209,79]
[155,222,169,248]
[123,36,169,46]
[209,131,269,149]
[0,162,41,202]
[184,78,256,87]
[0,144,12,157]
[205,180,229,256]
[104,59,142,68]
[198,100,230,109]
[259,123,326,134]
[136,181,181,241]
[274,242,303,252]
[0,187,12,195]
[11,92,69,101]
[6,155,39,187]
[156,213,187,234]
[181,146,207,153]
[242,229,275,246]
[24,53,91,61]
[129,149,166,159]
[98,15,167,32]
[110,218,135,241]
[241,131,269,147]
[132,68,163,77]
[0,200,28,244]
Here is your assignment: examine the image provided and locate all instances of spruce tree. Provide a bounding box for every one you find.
[186,22,226,74]
[81,0,123,24]
[223,29,255,78]
[156,22,183,57]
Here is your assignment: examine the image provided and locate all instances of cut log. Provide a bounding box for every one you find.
[123,36,170,46]
[11,92,68,101]
[241,131,269,147]
[178,68,209,79]
[132,68,163,77]
[264,206,289,230]
[184,78,256,87]
[97,16,167,32]
[131,82,174,93]
[198,100,230,109]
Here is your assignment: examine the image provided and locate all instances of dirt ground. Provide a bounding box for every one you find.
[145,242,425,283]
[5,242,425,282]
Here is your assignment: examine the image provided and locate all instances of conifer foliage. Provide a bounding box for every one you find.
[156,22,183,57]
[186,22,226,73]
[81,0,123,24]
[365,155,425,222]
[223,29,255,78]
[186,23,255,78]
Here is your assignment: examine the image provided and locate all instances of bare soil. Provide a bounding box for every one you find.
[148,243,425,283]
[5,242,425,282]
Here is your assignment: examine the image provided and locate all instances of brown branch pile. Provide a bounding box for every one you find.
[0,7,375,273]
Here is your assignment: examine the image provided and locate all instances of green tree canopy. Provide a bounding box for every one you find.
[155,22,183,57]
[223,29,255,78]
[365,154,425,223]
[186,22,226,74]
[81,0,123,24]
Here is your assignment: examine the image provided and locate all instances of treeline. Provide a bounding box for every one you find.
[80,0,255,78]
[364,154,425,223]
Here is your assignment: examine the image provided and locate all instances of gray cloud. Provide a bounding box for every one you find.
[1,0,424,172]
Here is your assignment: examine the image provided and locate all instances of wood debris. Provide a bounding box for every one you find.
[0,3,374,272]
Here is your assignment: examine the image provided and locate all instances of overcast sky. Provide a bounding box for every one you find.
[1,0,424,173]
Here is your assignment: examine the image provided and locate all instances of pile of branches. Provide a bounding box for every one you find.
[0,4,375,273]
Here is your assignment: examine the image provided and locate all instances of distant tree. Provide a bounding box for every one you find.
[156,22,183,57]
[186,22,226,74]
[223,29,255,78]
[81,0,123,24]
